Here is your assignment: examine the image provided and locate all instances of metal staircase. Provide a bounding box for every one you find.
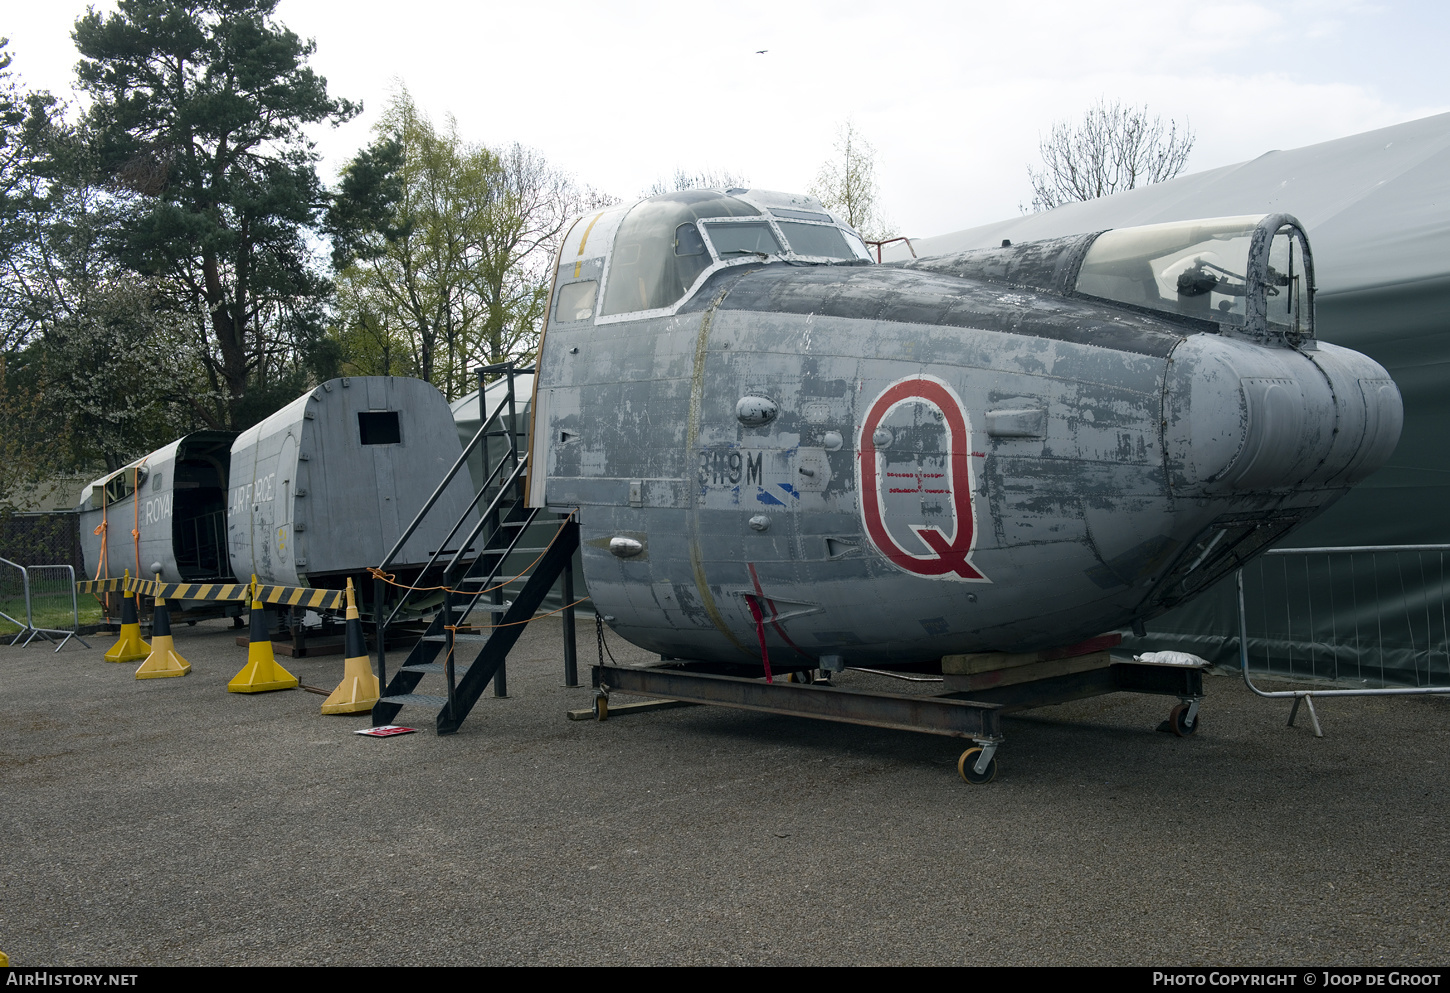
[369,363,580,735]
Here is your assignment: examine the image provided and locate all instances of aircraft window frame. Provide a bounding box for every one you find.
[555,279,599,323]
[1074,213,1314,340]
[598,192,762,319]
[358,410,403,446]
[103,464,149,505]
[696,218,786,260]
[770,207,833,222]
[840,229,873,261]
[775,220,856,261]
[1263,227,1312,337]
[594,199,876,325]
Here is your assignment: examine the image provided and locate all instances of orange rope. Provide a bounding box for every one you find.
[93,478,110,619]
[131,463,143,578]
[367,511,577,599]
[441,595,591,633]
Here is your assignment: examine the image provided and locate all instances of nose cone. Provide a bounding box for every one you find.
[1164,334,1401,494]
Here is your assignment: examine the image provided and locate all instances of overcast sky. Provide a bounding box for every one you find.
[4,1,1448,238]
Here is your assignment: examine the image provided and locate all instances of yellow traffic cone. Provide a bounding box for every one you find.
[135,576,190,679]
[228,580,298,693]
[322,579,381,714]
[103,573,150,663]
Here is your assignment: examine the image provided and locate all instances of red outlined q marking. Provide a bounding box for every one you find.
[857,375,989,582]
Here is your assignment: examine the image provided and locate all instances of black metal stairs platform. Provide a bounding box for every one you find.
[367,361,581,735]
[372,499,578,734]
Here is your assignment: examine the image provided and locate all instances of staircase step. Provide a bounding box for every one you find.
[379,692,448,708]
[400,662,471,675]
[433,600,510,613]
[423,633,492,643]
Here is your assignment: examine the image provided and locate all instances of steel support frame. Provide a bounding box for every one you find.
[590,659,1203,749]
[946,661,1205,713]
[592,663,1002,741]
[434,520,581,735]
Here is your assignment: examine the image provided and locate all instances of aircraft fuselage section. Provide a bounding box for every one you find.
[536,200,1400,667]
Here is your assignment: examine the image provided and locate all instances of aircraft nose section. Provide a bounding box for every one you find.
[1163,334,1402,493]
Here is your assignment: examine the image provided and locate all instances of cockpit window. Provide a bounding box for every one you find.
[601,191,760,316]
[701,220,784,259]
[841,230,872,261]
[776,221,853,260]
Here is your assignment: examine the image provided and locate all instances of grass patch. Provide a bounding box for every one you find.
[0,594,105,635]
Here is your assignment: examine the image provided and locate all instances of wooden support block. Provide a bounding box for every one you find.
[943,650,1112,692]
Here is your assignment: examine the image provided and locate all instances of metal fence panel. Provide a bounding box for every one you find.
[0,556,32,636]
[0,559,88,651]
[1236,545,1450,735]
[1239,545,1450,689]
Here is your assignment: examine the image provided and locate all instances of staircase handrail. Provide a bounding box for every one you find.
[381,453,532,631]
[376,371,524,575]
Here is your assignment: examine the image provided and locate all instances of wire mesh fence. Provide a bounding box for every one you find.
[0,559,88,650]
[0,556,32,634]
[1238,545,1450,689]
[1236,545,1450,734]
[0,512,84,570]
[28,564,81,632]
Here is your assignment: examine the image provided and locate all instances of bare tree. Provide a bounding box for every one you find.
[644,167,750,196]
[810,120,893,240]
[1026,100,1194,212]
[328,89,615,397]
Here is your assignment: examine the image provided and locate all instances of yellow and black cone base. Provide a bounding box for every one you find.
[227,599,298,693]
[322,583,380,714]
[103,592,150,664]
[135,597,190,679]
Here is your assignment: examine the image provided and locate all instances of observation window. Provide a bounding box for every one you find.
[601,191,760,316]
[358,410,402,446]
[1076,216,1263,323]
[776,221,853,260]
[103,464,149,504]
[556,280,598,323]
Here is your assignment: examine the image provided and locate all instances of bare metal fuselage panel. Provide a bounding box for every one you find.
[534,191,1402,667]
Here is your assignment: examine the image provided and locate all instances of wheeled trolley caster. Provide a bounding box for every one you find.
[957,741,1000,785]
[1162,698,1201,737]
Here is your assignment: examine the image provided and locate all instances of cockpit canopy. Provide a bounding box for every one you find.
[551,189,873,325]
[1075,213,1314,339]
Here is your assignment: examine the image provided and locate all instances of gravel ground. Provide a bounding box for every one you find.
[2,616,1448,967]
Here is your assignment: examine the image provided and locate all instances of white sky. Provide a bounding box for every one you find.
[4,1,1448,238]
